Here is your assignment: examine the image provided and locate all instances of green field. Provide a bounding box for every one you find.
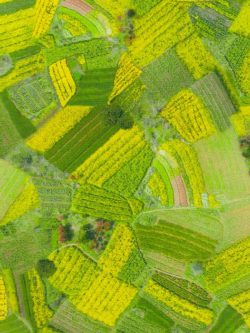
[0,160,28,221]
[50,300,110,333]
[0,314,31,333]
[191,72,236,131]
[72,183,135,222]
[135,214,218,262]
[141,49,194,110]
[209,306,244,333]
[117,296,173,333]
[0,100,21,157]
[7,73,56,122]
[70,67,117,106]
[33,177,72,217]
[194,128,250,202]
[152,156,175,206]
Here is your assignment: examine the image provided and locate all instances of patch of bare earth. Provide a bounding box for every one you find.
[61,0,92,15]
[172,175,188,207]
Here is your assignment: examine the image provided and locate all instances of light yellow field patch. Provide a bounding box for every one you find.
[28,269,53,328]
[49,59,76,107]
[0,277,7,321]
[98,224,135,276]
[48,245,138,326]
[231,106,250,136]
[33,0,60,38]
[0,7,35,55]
[1,181,39,225]
[109,53,141,102]
[74,270,137,326]
[228,289,250,328]
[128,0,194,67]
[230,1,250,38]
[26,106,91,153]
[176,33,216,79]
[161,89,216,143]
[0,53,44,92]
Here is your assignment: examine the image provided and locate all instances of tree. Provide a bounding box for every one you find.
[85,229,95,240]
[242,145,250,158]
[64,223,74,241]
[127,9,136,18]
[104,105,134,128]
[120,113,133,129]
[105,106,123,125]
[37,259,56,278]
[83,223,93,230]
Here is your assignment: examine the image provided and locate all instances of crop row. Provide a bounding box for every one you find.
[27,269,52,328]
[237,51,250,95]
[209,305,244,333]
[148,171,168,206]
[152,272,212,307]
[0,7,35,55]
[70,67,117,106]
[94,0,131,18]
[116,296,173,333]
[50,300,110,333]
[0,314,30,333]
[45,38,112,65]
[7,74,55,120]
[33,0,59,38]
[199,0,237,20]
[0,276,7,320]
[0,100,21,157]
[58,6,106,38]
[49,59,76,107]
[59,11,87,37]
[49,246,97,296]
[0,90,35,139]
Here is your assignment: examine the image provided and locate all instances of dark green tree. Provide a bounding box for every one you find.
[37,259,56,278]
